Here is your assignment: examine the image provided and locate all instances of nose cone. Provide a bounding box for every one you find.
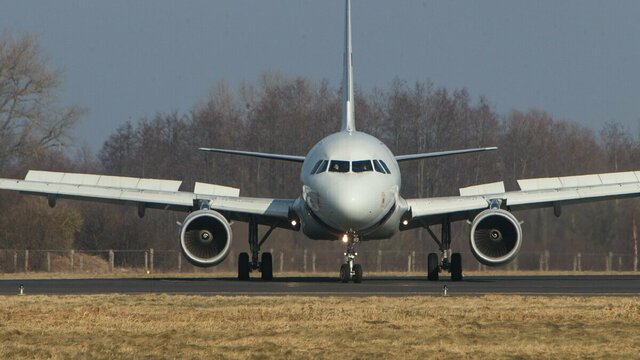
[323,182,385,231]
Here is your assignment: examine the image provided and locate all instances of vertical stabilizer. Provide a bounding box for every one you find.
[341,0,355,132]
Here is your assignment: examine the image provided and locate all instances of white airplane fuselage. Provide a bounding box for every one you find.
[296,131,408,240]
[287,0,407,241]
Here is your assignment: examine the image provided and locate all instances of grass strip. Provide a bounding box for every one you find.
[1,294,639,359]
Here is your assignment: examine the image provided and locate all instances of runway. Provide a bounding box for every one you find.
[1,275,639,296]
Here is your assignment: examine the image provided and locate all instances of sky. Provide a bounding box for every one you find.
[2,0,640,150]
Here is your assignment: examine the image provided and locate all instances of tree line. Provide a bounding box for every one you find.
[1,33,638,270]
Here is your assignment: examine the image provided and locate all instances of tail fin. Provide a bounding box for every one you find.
[341,0,355,133]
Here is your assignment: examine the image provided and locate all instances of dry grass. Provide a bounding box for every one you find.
[1,295,639,359]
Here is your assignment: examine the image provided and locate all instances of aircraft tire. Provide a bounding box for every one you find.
[339,264,350,283]
[450,253,463,281]
[353,264,363,283]
[427,252,439,281]
[261,252,273,281]
[238,252,250,280]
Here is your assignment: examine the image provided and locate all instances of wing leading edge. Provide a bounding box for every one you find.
[404,170,640,227]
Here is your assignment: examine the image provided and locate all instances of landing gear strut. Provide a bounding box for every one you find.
[339,234,362,283]
[238,218,275,281]
[425,216,463,281]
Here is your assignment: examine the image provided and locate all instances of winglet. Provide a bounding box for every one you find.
[341,0,355,133]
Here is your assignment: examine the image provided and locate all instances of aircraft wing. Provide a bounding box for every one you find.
[0,170,295,228]
[403,171,640,228]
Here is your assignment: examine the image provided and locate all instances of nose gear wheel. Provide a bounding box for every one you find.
[339,234,363,283]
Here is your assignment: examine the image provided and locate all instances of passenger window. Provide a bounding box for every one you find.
[329,160,350,173]
[310,160,323,175]
[352,160,373,173]
[316,160,329,174]
[373,160,385,174]
[379,160,391,174]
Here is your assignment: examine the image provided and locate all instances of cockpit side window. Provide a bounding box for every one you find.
[379,160,391,174]
[352,160,373,173]
[310,160,323,175]
[316,160,329,174]
[373,160,385,174]
[329,160,350,173]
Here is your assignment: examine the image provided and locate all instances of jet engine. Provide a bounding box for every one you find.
[469,209,522,266]
[180,210,232,267]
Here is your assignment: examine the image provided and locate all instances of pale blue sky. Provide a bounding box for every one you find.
[2,0,640,149]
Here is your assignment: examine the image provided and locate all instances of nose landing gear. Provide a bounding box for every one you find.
[339,233,362,283]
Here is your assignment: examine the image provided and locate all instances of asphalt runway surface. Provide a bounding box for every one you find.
[1,275,639,296]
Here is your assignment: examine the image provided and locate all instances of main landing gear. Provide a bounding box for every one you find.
[238,218,275,281]
[425,217,463,281]
[339,234,363,283]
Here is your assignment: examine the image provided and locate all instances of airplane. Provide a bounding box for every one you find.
[1,0,639,283]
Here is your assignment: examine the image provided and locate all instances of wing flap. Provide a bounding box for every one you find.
[517,171,640,191]
[599,171,640,185]
[507,183,640,209]
[194,182,240,197]
[459,181,505,196]
[25,170,182,192]
[0,178,194,209]
[407,196,488,218]
[207,196,292,220]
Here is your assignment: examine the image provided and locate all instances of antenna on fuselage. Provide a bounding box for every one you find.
[341,0,355,133]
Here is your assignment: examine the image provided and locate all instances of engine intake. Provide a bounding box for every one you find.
[469,209,522,266]
[180,210,232,267]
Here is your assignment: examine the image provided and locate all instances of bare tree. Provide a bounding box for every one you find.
[600,121,633,172]
[0,32,84,169]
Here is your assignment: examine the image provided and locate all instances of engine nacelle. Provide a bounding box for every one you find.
[180,210,232,267]
[469,209,522,266]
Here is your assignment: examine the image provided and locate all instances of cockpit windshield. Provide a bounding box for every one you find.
[310,160,323,174]
[379,160,391,174]
[352,160,373,173]
[329,160,350,173]
[373,160,385,174]
[310,160,329,174]
[310,159,390,175]
[317,160,329,173]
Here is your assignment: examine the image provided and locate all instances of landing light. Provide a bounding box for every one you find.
[341,234,349,243]
[402,220,409,226]
[291,220,298,227]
